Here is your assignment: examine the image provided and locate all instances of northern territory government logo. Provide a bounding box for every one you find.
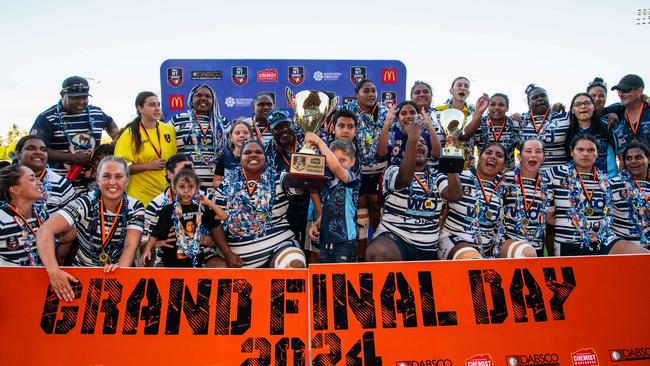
[288,66,305,86]
[167,67,183,87]
[231,66,248,87]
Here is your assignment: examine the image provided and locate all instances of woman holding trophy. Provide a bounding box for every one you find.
[439,142,508,260]
[366,117,461,261]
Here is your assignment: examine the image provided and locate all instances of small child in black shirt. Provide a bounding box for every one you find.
[140,169,225,267]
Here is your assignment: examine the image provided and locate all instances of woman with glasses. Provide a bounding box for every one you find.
[565,93,616,176]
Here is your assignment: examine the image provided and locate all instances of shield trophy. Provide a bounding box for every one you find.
[437,108,470,173]
[284,87,339,189]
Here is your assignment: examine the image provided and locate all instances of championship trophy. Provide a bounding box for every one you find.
[284,87,339,189]
[437,108,470,173]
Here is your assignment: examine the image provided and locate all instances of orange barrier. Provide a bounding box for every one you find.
[0,255,649,365]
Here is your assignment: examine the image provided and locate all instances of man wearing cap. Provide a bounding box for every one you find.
[30,76,119,193]
[265,109,309,249]
[609,74,650,154]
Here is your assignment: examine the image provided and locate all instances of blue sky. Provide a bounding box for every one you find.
[1,0,648,131]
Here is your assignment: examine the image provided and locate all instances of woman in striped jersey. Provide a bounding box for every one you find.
[548,135,646,256]
[37,156,144,302]
[610,142,650,249]
[0,165,49,266]
[206,139,306,268]
[367,119,461,261]
[517,84,571,169]
[439,143,507,260]
[501,139,552,258]
[14,135,75,216]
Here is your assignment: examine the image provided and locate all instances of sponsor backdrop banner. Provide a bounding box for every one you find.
[1,255,649,365]
[160,59,407,122]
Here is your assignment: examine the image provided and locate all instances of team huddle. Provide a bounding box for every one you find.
[0,73,648,302]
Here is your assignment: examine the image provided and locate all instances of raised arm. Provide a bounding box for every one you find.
[36,213,78,302]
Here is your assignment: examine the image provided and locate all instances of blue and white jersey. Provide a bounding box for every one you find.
[31,102,113,191]
[57,193,144,266]
[471,116,520,171]
[38,169,76,216]
[441,170,505,255]
[517,110,570,169]
[610,172,650,247]
[319,170,360,244]
[377,165,448,251]
[0,205,48,266]
[611,102,650,154]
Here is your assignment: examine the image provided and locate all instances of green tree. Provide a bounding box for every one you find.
[0,124,28,160]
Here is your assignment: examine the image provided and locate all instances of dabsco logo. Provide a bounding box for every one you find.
[396,360,452,366]
[609,347,650,362]
[506,353,560,366]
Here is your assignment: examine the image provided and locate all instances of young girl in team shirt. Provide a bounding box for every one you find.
[610,142,650,249]
[501,139,552,257]
[213,119,253,188]
[140,168,225,267]
[367,119,461,261]
[548,135,646,256]
[0,165,49,266]
[37,156,145,302]
[439,143,507,260]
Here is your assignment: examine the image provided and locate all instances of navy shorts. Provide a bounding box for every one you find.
[375,231,438,261]
[319,240,358,263]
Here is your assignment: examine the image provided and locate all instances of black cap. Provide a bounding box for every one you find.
[267,108,293,129]
[61,76,91,97]
[611,74,644,92]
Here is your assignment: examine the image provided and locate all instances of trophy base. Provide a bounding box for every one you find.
[437,154,465,174]
[285,173,328,190]
[286,152,327,190]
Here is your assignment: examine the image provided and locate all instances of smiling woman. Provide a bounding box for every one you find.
[36,156,145,302]
[115,91,177,206]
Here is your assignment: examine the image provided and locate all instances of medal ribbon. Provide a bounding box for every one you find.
[193,112,211,142]
[253,117,269,141]
[413,171,430,194]
[9,205,41,237]
[37,169,46,182]
[519,175,540,212]
[273,138,297,168]
[476,172,504,206]
[633,178,650,204]
[488,118,506,143]
[578,167,597,207]
[99,196,124,249]
[242,170,260,197]
[140,122,163,158]
[625,103,644,137]
[531,109,550,134]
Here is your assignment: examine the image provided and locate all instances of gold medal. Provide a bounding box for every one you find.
[99,251,111,265]
[584,207,594,216]
[485,211,493,220]
[521,217,530,227]
[201,138,209,146]
[424,199,433,209]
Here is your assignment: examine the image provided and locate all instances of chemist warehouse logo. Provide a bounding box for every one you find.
[465,354,494,366]
[506,353,560,366]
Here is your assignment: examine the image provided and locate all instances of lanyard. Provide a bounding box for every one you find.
[140,122,162,158]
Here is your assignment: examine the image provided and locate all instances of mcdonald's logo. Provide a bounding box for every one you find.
[382,68,397,84]
[168,94,185,110]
